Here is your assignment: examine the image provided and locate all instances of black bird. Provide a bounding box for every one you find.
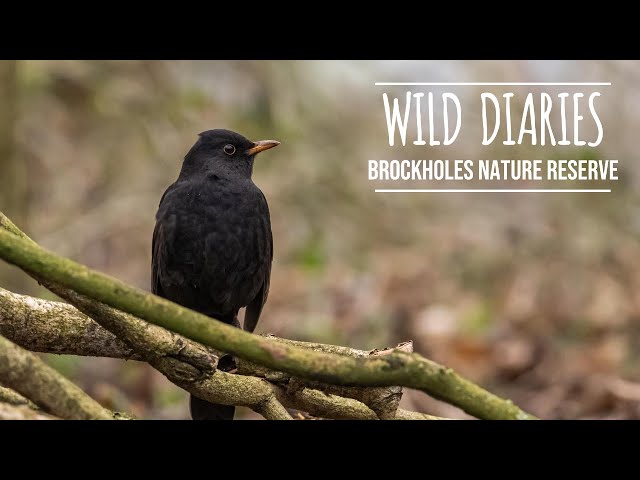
[152,129,279,420]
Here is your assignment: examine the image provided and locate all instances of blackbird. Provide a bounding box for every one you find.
[152,129,279,420]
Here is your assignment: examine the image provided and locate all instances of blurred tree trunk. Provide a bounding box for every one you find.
[0,61,25,224]
[0,61,29,292]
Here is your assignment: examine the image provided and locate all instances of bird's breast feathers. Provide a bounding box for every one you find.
[154,179,271,314]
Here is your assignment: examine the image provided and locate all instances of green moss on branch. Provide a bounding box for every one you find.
[0,335,114,419]
[0,286,138,359]
[0,402,58,420]
[0,213,537,420]
[1,285,432,420]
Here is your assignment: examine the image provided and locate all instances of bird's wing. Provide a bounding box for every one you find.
[243,193,273,333]
[152,182,179,298]
[243,261,271,333]
[151,221,166,297]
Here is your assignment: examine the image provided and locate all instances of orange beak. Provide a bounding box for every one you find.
[245,140,280,156]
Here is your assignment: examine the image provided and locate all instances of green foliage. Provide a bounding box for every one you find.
[294,236,327,273]
[41,353,82,378]
[461,301,493,336]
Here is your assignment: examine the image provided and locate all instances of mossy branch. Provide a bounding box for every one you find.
[0,212,537,420]
[1,286,435,419]
[0,402,58,420]
[54,288,292,420]
[0,286,139,359]
[0,334,114,420]
[0,282,289,420]
[0,385,38,409]
[238,338,414,419]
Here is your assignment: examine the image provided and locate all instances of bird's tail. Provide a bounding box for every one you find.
[190,395,235,420]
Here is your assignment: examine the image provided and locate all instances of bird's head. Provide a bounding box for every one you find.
[179,129,279,181]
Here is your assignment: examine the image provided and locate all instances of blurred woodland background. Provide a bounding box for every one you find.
[1,60,639,419]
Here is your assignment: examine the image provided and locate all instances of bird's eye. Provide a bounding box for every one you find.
[223,144,236,155]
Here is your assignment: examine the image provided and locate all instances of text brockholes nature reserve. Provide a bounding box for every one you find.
[368,90,619,183]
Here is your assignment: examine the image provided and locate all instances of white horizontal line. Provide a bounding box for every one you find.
[375,189,612,193]
[374,82,612,86]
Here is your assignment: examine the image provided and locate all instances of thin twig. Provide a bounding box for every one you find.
[0,385,38,409]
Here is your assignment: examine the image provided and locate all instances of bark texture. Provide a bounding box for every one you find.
[0,335,114,419]
[0,212,536,420]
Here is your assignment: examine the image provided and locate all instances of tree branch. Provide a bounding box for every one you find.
[0,213,283,417]
[238,338,414,419]
[0,402,58,420]
[395,409,444,420]
[0,286,138,359]
[0,385,38,409]
[47,288,292,420]
[1,285,438,419]
[0,334,114,419]
[0,286,409,419]
[0,212,536,419]
[271,385,444,420]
